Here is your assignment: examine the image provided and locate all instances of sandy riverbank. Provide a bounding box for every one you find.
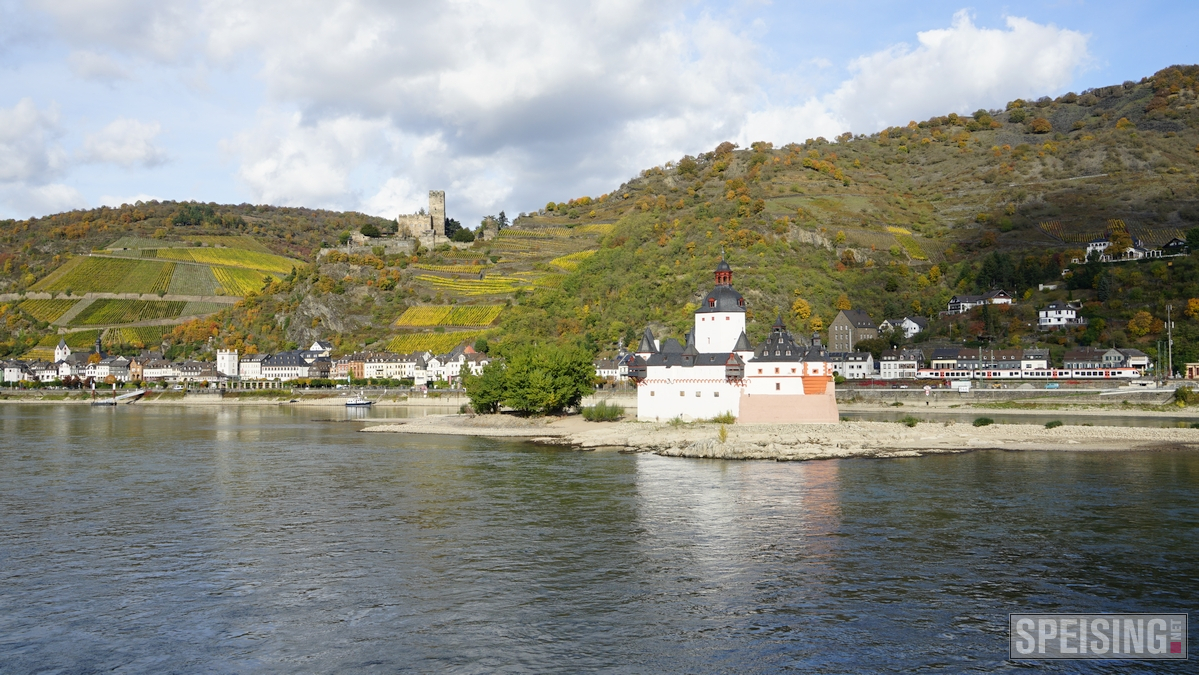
[361,414,1199,461]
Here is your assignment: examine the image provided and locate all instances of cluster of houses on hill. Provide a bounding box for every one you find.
[1079,234,1189,264]
[0,337,491,387]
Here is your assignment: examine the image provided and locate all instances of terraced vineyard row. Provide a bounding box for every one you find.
[386,330,485,355]
[167,264,221,295]
[180,301,227,316]
[412,263,487,274]
[213,267,271,295]
[18,299,78,323]
[550,250,596,271]
[35,330,100,350]
[393,305,503,327]
[156,247,299,274]
[70,300,186,326]
[193,235,273,253]
[110,325,168,348]
[414,275,529,296]
[32,257,175,294]
[105,237,190,250]
[895,235,928,260]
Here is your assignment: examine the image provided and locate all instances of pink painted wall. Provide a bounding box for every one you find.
[737,392,839,424]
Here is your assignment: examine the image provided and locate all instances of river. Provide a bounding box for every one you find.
[1,405,1195,673]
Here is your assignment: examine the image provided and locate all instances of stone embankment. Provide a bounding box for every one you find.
[361,415,1199,461]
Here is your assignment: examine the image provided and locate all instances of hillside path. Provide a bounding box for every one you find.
[53,298,96,327]
[1,292,241,304]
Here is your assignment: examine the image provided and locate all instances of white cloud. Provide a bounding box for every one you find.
[17,3,1092,224]
[80,118,168,167]
[828,10,1090,132]
[0,98,66,184]
[30,0,195,63]
[223,111,396,207]
[67,50,130,82]
[1,183,88,215]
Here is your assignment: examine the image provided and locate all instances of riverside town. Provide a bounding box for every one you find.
[2,9,1199,671]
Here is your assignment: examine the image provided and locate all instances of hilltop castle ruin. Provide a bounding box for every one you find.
[396,190,446,243]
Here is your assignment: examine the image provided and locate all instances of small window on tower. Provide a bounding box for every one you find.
[679,391,685,397]
[774,367,780,374]
[695,391,701,397]
[709,298,716,307]
[775,382,781,391]
[713,391,720,397]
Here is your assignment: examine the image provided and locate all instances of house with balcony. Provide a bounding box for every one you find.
[1038,301,1087,329]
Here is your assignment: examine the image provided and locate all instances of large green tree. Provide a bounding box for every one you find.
[464,344,594,415]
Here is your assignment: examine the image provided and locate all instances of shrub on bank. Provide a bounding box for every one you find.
[973,417,994,427]
[1045,420,1063,429]
[582,400,624,421]
[710,411,735,424]
[900,415,919,427]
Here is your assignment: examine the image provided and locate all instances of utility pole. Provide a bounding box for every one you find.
[1166,305,1173,381]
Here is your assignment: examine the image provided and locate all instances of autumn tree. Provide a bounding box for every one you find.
[1127,311,1162,338]
[1028,117,1052,134]
[1185,298,1199,319]
[791,298,811,322]
[835,294,852,310]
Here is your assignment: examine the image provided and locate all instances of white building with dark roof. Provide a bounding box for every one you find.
[628,259,837,423]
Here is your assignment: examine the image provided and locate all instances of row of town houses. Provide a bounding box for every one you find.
[1,337,491,386]
[826,346,1149,381]
[594,301,1151,383]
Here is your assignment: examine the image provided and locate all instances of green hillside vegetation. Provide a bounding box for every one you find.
[2,65,1197,366]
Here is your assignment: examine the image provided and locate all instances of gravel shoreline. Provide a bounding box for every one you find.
[361,415,1199,461]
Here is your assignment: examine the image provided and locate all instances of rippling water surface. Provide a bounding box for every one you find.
[1,405,1196,673]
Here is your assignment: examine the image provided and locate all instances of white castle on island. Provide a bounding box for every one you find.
[626,258,839,423]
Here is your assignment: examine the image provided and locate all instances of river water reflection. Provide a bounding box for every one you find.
[1,405,1195,673]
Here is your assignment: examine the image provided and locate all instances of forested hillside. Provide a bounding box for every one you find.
[2,65,1198,367]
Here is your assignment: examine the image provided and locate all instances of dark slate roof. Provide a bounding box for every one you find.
[695,285,746,314]
[660,338,683,354]
[715,257,732,273]
[643,350,740,367]
[263,351,307,367]
[637,328,657,353]
[753,318,806,362]
[733,331,752,351]
[836,309,876,328]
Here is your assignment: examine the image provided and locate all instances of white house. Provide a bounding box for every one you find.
[239,353,270,380]
[879,348,922,380]
[2,360,32,383]
[1021,348,1050,370]
[879,317,928,339]
[628,259,837,423]
[947,290,1013,314]
[217,349,239,377]
[1038,301,1087,329]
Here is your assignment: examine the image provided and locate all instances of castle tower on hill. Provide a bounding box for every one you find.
[395,190,446,241]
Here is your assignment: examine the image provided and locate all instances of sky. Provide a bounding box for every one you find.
[0,1,1195,227]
